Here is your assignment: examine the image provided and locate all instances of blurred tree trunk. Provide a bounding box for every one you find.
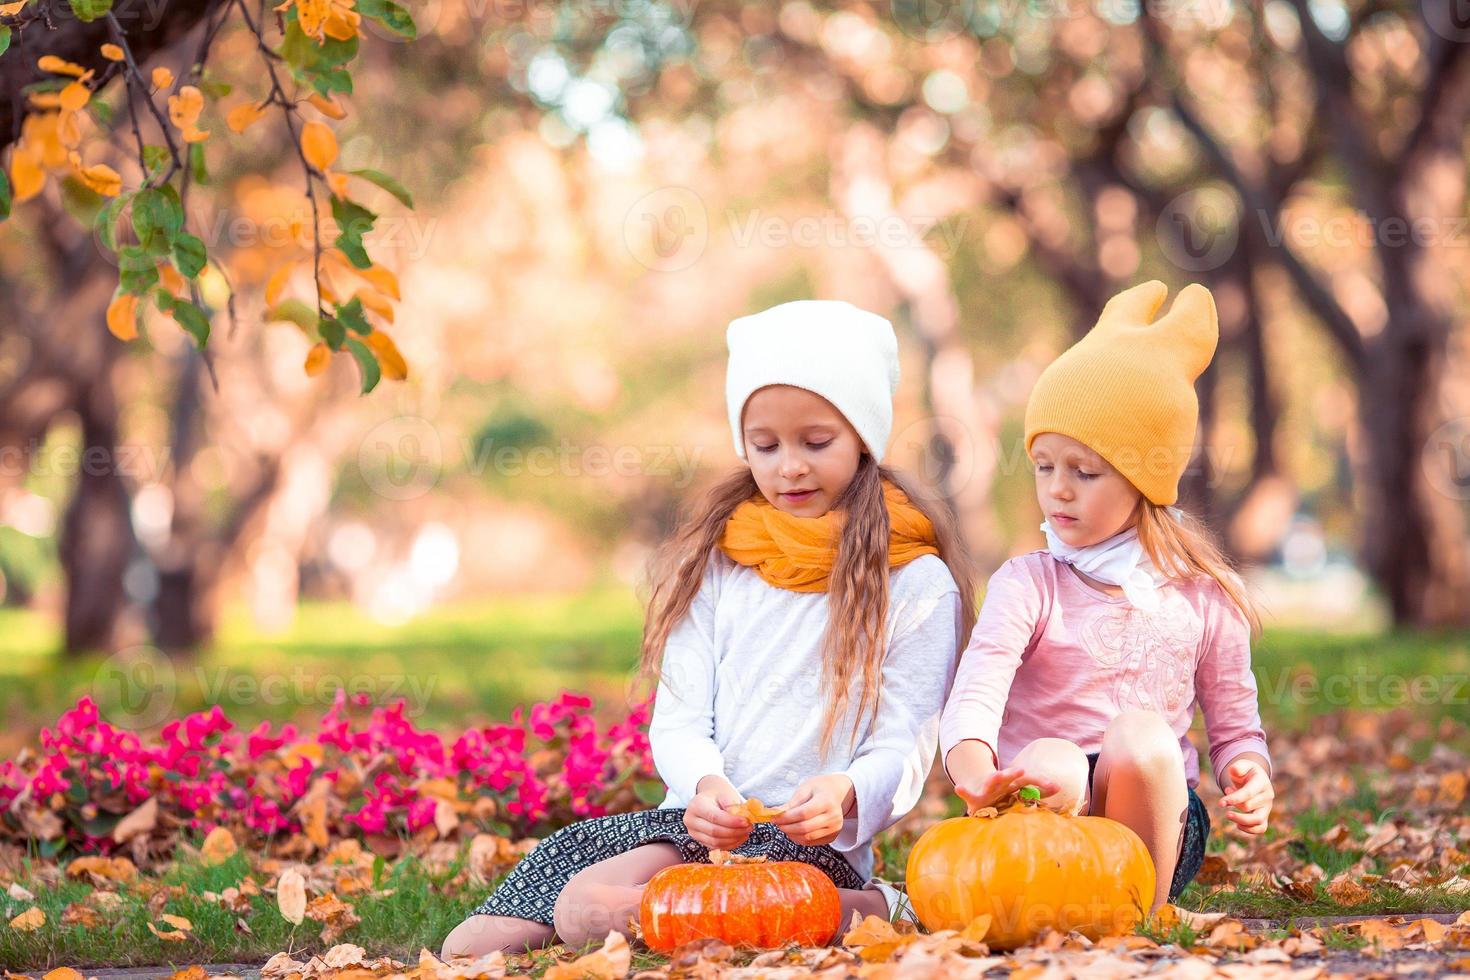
[58,340,136,653]
[1151,4,1470,624]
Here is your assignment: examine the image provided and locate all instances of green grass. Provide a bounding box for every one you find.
[3,600,1470,968]
[3,600,1467,743]
[0,846,481,971]
[0,589,647,736]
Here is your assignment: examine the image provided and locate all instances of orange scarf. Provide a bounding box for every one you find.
[718,480,941,592]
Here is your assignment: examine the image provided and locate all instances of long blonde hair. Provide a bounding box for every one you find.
[1135,500,1262,638]
[638,453,980,759]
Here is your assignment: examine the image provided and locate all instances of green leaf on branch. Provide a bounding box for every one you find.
[95,193,131,252]
[356,0,416,38]
[0,169,10,221]
[118,246,159,294]
[345,337,381,394]
[346,168,414,209]
[67,0,111,22]
[190,142,208,185]
[319,315,345,349]
[267,298,319,333]
[142,144,171,178]
[335,296,371,335]
[172,232,207,278]
[156,291,210,348]
[331,195,376,269]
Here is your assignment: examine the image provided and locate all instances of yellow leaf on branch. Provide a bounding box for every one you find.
[305,341,331,376]
[59,80,91,111]
[226,101,267,134]
[300,120,338,171]
[10,146,46,202]
[364,330,407,380]
[151,66,174,89]
[106,290,140,340]
[307,92,347,119]
[277,0,361,42]
[72,160,121,196]
[37,55,88,77]
[100,43,125,61]
[168,86,211,142]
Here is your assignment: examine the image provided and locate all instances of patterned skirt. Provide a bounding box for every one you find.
[468,807,868,926]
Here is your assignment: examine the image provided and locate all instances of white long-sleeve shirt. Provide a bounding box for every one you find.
[647,548,962,881]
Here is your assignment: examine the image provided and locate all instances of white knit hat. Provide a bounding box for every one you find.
[725,300,900,463]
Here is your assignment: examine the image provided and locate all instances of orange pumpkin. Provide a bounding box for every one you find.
[905,786,1155,949]
[639,850,841,951]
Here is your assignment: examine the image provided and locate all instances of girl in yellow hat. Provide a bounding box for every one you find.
[443,301,980,956]
[940,280,1274,912]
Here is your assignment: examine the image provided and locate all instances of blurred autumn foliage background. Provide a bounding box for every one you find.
[2,0,1470,741]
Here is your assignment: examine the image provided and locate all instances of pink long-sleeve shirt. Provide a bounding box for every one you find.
[939,550,1271,790]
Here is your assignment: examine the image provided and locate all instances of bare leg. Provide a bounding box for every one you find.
[1089,709,1190,912]
[440,914,555,958]
[1011,736,1091,815]
[552,842,684,948]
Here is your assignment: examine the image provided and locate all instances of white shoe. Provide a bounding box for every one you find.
[864,876,919,926]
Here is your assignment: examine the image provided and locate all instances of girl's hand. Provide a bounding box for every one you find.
[684,781,753,850]
[955,766,1060,814]
[772,774,854,846]
[1220,759,1273,835]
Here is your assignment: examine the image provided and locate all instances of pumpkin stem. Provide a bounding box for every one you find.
[1017,785,1042,808]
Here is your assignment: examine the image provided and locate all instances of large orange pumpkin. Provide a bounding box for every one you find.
[639,850,841,951]
[905,786,1155,949]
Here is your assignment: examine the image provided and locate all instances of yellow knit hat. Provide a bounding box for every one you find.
[1023,280,1219,506]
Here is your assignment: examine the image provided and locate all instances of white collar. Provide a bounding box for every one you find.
[1040,510,1181,613]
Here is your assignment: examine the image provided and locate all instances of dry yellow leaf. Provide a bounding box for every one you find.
[726,798,786,823]
[307,92,347,119]
[201,826,238,865]
[37,55,88,77]
[157,263,186,296]
[167,86,210,143]
[299,791,329,849]
[151,66,174,89]
[226,101,267,135]
[352,286,393,322]
[8,906,45,931]
[0,0,30,14]
[113,795,159,843]
[365,330,407,381]
[60,903,101,928]
[842,913,918,962]
[300,120,337,171]
[264,261,297,308]
[42,967,84,980]
[542,930,630,980]
[146,918,190,942]
[277,868,307,925]
[354,263,400,300]
[1326,876,1371,905]
[59,80,91,111]
[10,146,45,202]
[66,855,138,882]
[106,293,140,341]
[100,43,125,61]
[71,160,121,197]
